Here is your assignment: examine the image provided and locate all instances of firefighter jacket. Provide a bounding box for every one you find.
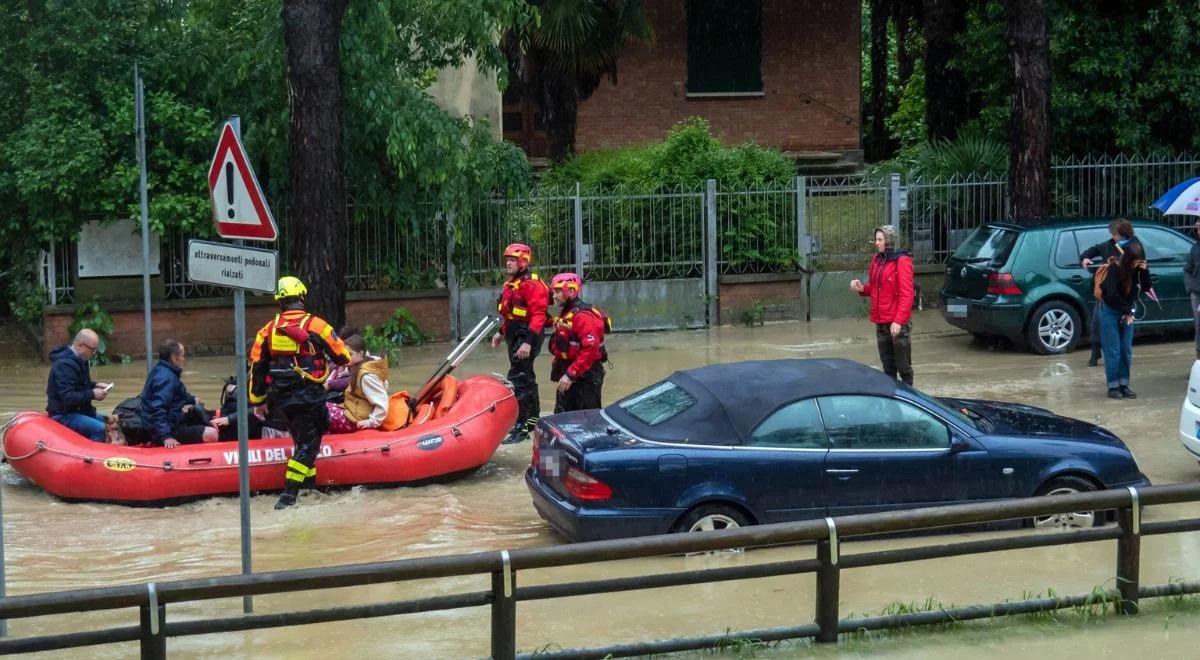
[497,271,549,345]
[248,309,351,405]
[549,300,610,379]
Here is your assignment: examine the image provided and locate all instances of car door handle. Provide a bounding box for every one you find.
[1069,275,1083,283]
[825,469,859,474]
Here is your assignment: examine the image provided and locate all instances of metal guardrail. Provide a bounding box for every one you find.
[3,482,1200,658]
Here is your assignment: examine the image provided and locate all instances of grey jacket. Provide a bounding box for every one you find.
[1186,240,1200,294]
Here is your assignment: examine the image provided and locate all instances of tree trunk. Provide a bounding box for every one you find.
[922,0,968,141]
[1007,0,1050,225]
[541,73,580,163]
[868,0,891,161]
[282,0,348,328]
[893,0,918,88]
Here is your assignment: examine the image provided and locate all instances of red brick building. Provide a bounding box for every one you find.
[506,0,863,168]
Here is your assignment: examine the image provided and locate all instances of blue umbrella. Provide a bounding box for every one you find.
[1151,177,1200,216]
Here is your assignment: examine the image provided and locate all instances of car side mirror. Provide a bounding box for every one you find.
[950,436,971,454]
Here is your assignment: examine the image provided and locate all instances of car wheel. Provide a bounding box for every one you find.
[1032,476,1098,529]
[673,504,751,534]
[1026,301,1081,355]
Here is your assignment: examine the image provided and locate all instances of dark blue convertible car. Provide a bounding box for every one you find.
[525,358,1149,542]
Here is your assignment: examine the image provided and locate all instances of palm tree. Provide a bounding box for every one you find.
[505,0,653,162]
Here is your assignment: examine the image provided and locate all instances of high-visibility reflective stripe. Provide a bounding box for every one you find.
[285,471,306,483]
[512,307,528,317]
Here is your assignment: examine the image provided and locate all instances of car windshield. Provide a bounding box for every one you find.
[617,381,696,426]
[894,383,990,433]
[951,226,1018,267]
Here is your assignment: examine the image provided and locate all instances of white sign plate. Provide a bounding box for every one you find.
[187,239,278,293]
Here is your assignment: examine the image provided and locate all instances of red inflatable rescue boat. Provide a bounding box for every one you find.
[1,375,516,505]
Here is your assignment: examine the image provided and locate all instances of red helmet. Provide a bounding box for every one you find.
[503,243,532,268]
[551,272,582,299]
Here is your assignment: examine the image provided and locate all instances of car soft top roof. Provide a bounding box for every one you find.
[605,358,898,445]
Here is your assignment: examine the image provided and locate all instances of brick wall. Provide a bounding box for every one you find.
[718,275,807,324]
[576,0,861,153]
[43,293,451,359]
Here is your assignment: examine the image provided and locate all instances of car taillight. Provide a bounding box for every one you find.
[564,466,613,501]
[987,272,1022,296]
[530,428,542,468]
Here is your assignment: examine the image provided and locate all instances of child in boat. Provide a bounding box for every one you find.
[326,334,389,433]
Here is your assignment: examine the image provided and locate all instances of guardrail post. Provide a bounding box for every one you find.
[139,583,165,660]
[815,518,840,643]
[491,551,516,660]
[1117,488,1142,615]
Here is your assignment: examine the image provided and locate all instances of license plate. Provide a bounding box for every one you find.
[946,300,968,317]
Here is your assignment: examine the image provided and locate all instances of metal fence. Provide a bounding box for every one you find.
[41,154,1200,305]
[1,482,1199,658]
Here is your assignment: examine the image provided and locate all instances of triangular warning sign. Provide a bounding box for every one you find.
[207,122,278,241]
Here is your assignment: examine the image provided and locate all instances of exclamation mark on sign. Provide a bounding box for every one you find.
[225,162,236,219]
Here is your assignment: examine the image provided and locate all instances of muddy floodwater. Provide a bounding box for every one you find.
[3,310,1200,657]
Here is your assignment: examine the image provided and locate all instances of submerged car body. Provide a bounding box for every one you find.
[526,358,1149,542]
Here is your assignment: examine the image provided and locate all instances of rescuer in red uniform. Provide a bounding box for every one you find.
[548,272,610,413]
[249,276,352,509]
[490,243,549,444]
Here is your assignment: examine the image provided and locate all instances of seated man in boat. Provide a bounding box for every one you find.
[138,339,218,448]
[211,374,291,441]
[45,328,114,442]
[325,334,389,433]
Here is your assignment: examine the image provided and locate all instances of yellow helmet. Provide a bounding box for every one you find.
[274,276,307,301]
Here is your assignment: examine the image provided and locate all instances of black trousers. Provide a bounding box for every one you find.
[876,322,914,385]
[552,362,605,413]
[279,399,329,488]
[506,331,542,428]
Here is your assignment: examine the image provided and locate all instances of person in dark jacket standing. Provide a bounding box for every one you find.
[850,225,915,385]
[1184,220,1200,360]
[138,339,217,448]
[45,329,113,442]
[1079,219,1135,367]
[1096,227,1151,399]
[490,243,549,444]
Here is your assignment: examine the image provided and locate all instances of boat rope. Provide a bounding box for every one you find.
[4,392,516,473]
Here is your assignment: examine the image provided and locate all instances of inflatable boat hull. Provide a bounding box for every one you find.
[2,375,516,504]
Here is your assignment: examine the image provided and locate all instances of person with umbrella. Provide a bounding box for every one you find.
[1153,178,1200,360]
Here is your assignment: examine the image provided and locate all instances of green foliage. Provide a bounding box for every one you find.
[885,66,927,155]
[531,118,799,275]
[363,307,434,359]
[738,301,765,328]
[544,117,794,191]
[0,0,535,309]
[66,298,116,365]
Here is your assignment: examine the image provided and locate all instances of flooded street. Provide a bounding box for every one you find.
[3,310,1200,657]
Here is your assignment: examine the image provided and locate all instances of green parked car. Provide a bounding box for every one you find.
[940,218,1196,354]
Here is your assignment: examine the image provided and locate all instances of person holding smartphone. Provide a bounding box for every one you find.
[45,328,114,442]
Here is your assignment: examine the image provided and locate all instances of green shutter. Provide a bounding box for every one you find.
[686,0,763,94]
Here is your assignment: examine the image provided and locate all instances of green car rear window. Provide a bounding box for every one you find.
[618,381,696,426]
[952,226,1018,266]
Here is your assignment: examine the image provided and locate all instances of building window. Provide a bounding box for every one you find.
[686,0,763,95]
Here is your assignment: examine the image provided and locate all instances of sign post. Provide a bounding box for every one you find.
[201,117,278,614]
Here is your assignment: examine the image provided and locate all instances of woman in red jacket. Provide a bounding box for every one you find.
[850,225,915,385]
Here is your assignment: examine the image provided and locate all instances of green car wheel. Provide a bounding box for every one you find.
[1026,300,1081,355]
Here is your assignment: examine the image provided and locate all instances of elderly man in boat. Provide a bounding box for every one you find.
[45,328,114,442]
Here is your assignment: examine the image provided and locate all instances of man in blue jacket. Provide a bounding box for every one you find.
[139,339,217,448]
[46,329,113,441]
